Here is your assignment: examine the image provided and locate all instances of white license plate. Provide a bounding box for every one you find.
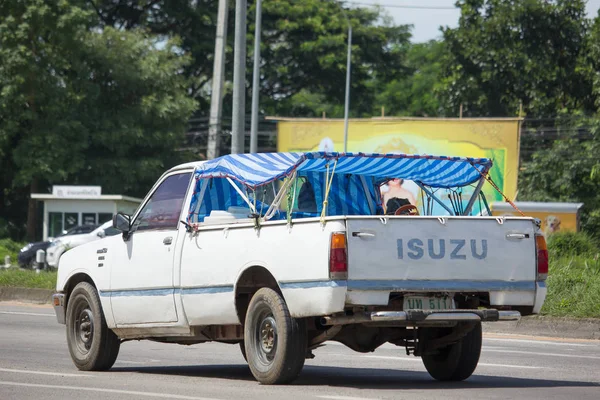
[403,296,455,311]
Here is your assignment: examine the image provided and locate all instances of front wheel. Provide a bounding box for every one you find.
[66,282,120,371]
[421,322,482,381]
[244,287,307,384]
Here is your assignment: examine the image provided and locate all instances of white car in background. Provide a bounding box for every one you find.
[46,221,120,268]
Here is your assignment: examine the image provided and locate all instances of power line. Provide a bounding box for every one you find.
[346,1,457,10]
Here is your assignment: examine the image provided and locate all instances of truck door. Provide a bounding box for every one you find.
[110,171,192,325]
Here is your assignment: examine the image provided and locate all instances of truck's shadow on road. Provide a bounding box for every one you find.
[111,364,599,390]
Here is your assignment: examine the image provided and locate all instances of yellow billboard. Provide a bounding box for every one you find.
[491,202,584,235]
[276,117,521,214]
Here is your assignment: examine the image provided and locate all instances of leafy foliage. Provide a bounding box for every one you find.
[0,0,196,239]
[376,40,443,117]
[252,0,410,117]
[518,116,600,234]
[82,0,412,118]
[0,239,25,263]
[547,231,599,257]
[440,0,595,117]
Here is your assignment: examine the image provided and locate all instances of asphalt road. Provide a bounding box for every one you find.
[1,302,599,400]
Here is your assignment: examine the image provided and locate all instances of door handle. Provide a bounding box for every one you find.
[163,236,173,245]
[352,231,376,238]
[506,233,529,240]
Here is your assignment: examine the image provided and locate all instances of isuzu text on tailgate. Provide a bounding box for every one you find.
[52,152,548,384]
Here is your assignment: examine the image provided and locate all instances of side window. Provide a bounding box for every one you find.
[131,172,192,232]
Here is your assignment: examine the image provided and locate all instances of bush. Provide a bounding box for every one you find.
[583,209,600,239]
[0,239,25,264]
[547,231,599,257]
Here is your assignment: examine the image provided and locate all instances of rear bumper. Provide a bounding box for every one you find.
[321,309,521,326]
[52,293,66,324]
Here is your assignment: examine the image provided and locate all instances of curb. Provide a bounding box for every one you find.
[0,287,54,304]
[483,317,600,340]
[1,287,599,340]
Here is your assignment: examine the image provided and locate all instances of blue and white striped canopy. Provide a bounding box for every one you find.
[194,152,492,189]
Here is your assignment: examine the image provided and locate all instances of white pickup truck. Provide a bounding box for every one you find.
[52,152,548,385]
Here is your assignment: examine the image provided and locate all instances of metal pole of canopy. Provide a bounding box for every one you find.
[463,176,487,216]
[415,182,455,216]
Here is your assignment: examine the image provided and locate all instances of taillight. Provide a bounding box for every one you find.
[330,232,348,280]
[536,234,548,281]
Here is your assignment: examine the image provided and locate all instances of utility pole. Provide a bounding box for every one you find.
[343,24,352,153]
[231,0,247,154]
[207,0,229,160]
[249,0,262,154]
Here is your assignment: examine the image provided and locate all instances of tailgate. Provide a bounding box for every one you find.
[346,217,537,286]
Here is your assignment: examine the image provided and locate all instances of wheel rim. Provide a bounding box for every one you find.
[72,299,94,354]
[254,310,278,366]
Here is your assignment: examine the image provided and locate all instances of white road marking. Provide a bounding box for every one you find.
[318,396,380,400]
[483,338,596,347]
[0,381,223,400]
[0,368,90,378]
[477,363,542,370]
[483,349,600,360]
[362,355,544,369]
[0,311,54,317]
[115,360,147,364]
[362,355,420,362]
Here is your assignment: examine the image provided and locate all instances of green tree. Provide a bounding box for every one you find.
[376,40,443,117]
[519,13,600,236]
[250,0,411,117]
[440,0,595,118]
[86,0,217,110]
[83,0,412,118]
[0,0,196,240]
[519,116,600,235]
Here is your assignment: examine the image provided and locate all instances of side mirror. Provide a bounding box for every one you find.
[112,213,131,232]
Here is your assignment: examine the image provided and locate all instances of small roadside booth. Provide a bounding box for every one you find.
[490,201,584,236]
[32,186,142,241]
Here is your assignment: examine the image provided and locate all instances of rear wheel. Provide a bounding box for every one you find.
[66,282,120,371]
[421,323,482,381]
[239,341,247,362]
[244,287,307,384]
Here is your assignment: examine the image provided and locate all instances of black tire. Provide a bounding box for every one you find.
[66,282,120,371]
[421,323,482,381]
[239,341,247,362]
[244,287,307,385]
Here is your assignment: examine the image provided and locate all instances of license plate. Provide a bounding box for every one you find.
[403,296,455,311]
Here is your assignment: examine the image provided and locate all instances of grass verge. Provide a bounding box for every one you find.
[0,268,57,290]
[540,254,600,318]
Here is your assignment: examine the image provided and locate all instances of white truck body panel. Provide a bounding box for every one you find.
[179,218,347,325]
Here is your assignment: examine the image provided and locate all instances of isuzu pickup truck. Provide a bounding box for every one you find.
[52,152,548,384]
